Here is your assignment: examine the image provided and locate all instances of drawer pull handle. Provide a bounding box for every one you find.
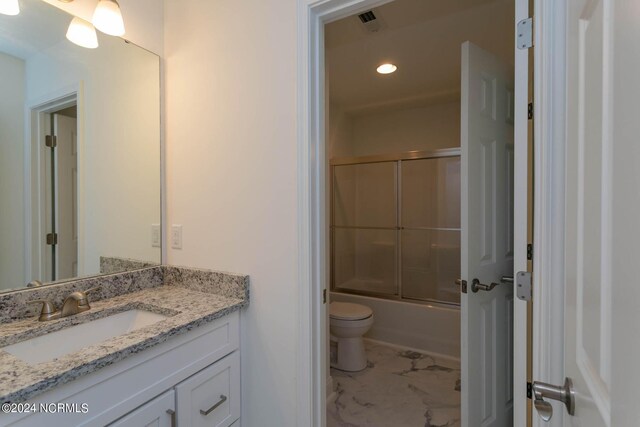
[200,394,227,416]
[166,409,176,427]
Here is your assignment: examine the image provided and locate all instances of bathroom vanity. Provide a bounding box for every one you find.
[0,1,251,425]
[0,266,249,427]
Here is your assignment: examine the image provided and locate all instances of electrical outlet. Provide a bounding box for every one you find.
[171,224,183,249]
[151,224,161,248]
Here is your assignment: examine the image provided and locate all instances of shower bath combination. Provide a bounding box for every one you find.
[330,148,461,307]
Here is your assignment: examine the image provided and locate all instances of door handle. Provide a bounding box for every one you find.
[471,278,500,293]
[532,377,575,422]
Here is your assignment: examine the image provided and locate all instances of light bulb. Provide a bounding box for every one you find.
[0,0,20,16]
[376,63,398,74]
[66,17,99,49]
[92,0,125,36]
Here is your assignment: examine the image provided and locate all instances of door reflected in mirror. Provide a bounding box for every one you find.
[0,0,161,293]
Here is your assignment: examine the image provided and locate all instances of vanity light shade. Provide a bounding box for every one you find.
[66,17,99,49]
[92,0,125,36]
[0,0,20,16]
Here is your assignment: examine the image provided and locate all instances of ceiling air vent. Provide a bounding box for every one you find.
[357,10,381,32]
[358,11,376,23]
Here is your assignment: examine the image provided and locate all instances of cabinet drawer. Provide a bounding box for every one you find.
[176,351,240,427]
[109,389,175,427]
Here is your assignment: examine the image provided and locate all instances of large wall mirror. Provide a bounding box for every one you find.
[0,0,161,293]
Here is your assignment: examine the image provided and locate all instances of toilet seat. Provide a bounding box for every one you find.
[330,302,373,321]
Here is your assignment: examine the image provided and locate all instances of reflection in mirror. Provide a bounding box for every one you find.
[0,0,161,293]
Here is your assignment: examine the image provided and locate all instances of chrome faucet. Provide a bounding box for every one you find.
[28,287,101,322]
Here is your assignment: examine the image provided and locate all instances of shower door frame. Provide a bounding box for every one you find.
[329,147,461,307]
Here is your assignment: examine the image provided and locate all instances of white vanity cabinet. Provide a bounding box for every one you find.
[3,311,241,427]
[109,390,176,427]
[175,352,240,426]
[110,352,240,427]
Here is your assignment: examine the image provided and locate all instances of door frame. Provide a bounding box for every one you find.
[531,0,567,426]
[25,85,83,282]
[296,1,564,426]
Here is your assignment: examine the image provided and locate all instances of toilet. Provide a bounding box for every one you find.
[329,302,374,372]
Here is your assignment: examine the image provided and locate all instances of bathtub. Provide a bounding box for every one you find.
[330,292,460,360]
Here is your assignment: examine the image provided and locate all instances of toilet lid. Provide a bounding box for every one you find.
[330,302,373,321]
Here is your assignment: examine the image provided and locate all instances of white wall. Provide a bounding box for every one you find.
[42,0,164,55]
[26,33,161,276]
[328,104,354,158]
[330,101,460,159]
[0,52,25,290]
[164,0,298,425]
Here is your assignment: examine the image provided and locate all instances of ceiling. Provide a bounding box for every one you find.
[0,0,70,60]
[326,0,515,113]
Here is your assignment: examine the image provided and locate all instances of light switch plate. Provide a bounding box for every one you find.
[151,224,161,248]
[171,224,183,249]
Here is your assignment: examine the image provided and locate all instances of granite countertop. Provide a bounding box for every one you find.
[0,267,249,404]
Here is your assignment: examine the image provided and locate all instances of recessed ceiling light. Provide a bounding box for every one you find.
[376,63,397,74]
[0,0,20,16]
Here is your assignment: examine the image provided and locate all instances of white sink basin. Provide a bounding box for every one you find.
[2,309,168,365]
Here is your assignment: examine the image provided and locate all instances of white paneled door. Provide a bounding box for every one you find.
[562,0,611,425]
[461,41,514,427]
[54,114,78,280]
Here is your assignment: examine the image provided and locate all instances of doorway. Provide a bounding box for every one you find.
[46,107,79,281]
[28,93,80,284]
[325,1,514,425]
[296,0,531,426]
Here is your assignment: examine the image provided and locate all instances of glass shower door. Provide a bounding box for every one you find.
[332,162,398,296]
[401,157,461,304]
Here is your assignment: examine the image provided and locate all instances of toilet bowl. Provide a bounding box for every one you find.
[329,302,374,372]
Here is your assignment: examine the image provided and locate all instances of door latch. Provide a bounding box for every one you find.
[455,279,467,294]
[46,233,58,245]
[532,377,575,422]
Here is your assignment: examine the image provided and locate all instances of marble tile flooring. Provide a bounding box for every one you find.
[327,340,461,427]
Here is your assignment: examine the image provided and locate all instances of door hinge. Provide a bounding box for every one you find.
[45,135,57,148]
[323,288,327,304]
[516,271,532,301]
[527,381,533,399]
[517,17,533,49]
[528,102,534,120]
[527,243,533,260]
[46,233,58,245]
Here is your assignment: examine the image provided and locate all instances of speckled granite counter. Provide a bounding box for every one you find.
[0,266,249,404]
